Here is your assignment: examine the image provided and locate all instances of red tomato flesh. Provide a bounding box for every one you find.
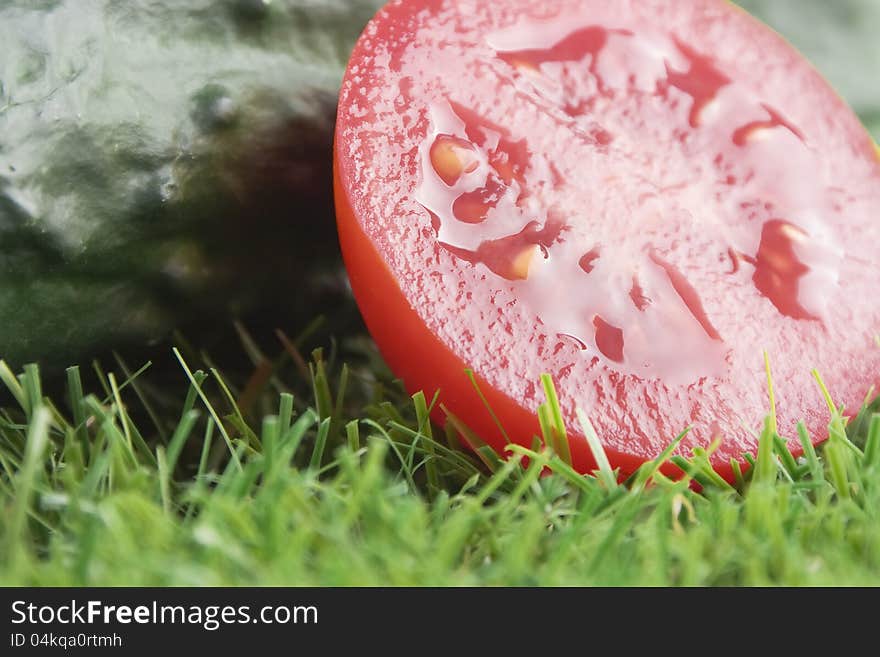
[334,0,880,479]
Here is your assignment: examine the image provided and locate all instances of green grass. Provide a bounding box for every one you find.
[0,331,878,586]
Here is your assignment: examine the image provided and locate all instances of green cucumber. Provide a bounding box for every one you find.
[0,0,381,365]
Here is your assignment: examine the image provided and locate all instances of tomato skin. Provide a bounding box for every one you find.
[335,0,880,481]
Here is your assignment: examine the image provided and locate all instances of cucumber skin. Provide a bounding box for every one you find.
[0,0,381,366]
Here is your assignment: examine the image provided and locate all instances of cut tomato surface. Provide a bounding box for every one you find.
[334,0,880,478]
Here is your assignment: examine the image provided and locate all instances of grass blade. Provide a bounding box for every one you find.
[541,374,571,465]
[576,408,617,490]
[173,348,241,471]
[864,415,880,468]
[5,405,51,564]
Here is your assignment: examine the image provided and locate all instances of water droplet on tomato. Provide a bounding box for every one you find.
[629,276,651,311]
[650,251,721,341]
[594,315,625,363]
[579,247,601,274]
[751,220,816,320]
[732,104,804,147]
[495,25,612,70]
[665,40,731,128]
[430,135,480,186]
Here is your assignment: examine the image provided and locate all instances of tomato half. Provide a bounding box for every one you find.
[334,0,880,479]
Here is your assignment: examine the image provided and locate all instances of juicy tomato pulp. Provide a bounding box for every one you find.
[334,0,880,479]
